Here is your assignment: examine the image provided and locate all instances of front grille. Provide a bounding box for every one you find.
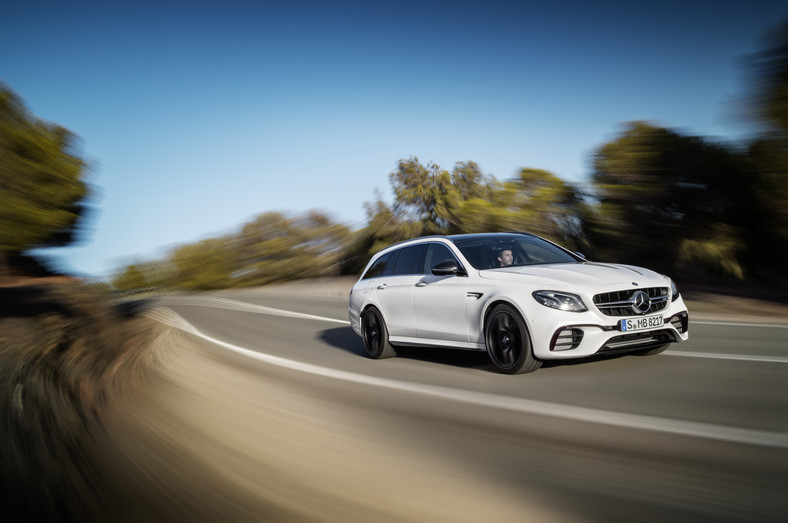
[600,329,676,353]
[593,287,669,317]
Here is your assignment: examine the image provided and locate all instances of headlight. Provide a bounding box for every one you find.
[665,276,679,301]
[532,291,588,312]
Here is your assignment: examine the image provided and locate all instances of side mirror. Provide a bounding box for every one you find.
[431,261,466,276]
[574,252,587,260]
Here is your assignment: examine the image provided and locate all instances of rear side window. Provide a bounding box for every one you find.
[392,244,426,275]
[363,251,393,279]
[382,250,400,276]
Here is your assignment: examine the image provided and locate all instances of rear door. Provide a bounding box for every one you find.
[373,244,425,338]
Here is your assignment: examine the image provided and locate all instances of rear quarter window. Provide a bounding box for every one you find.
[362,251,393,279]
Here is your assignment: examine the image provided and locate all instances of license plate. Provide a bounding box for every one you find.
[620,314,663,332]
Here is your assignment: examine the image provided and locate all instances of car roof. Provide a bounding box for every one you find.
[446,232,537,243]
[373,232,540,257]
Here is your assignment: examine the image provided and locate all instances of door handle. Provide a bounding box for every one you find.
[377,283,387,290]
[415,281,427,287]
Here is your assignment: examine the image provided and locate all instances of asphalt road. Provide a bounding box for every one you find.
[149,289,788,522]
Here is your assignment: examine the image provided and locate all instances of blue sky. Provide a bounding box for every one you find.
[3,0,786,278]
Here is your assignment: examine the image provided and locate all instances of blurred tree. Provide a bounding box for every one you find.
[389,157,454,234]
[111,264,147,291]
[0,86,89,271]
[748,137,788,278]
[363,157,481,253]
[338,228,376,276]
[362,158,588,260]
[588,122,750,279]
[748,20,788,133]
[363,191,406,254]
[170,237,237,290]
[444,161,503,234]
[450,161,489,201]
[233,210,351,287]
[109,211,351,290]
[745,20,788,280]
[110,259,178,291]
[496,168,587,249]
[138,259,178,288]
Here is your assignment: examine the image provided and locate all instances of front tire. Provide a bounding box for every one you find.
[484,304,541,374]
[361,307,397,359]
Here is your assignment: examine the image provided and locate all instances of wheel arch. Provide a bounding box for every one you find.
[481,298,534,346]
[360,302,382,320]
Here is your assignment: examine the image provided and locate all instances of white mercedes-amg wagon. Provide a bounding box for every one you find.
[348,232,689,374]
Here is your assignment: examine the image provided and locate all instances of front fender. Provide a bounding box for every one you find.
[473,290,534,346]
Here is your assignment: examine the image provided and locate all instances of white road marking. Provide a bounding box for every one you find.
[160,295,350,325]
[665,351,788,364]
[146,306,788,449]
[692,320,788,329]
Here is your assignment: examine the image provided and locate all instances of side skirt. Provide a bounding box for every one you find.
[388,336,486,351]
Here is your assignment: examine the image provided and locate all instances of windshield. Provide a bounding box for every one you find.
[451,234,580,270]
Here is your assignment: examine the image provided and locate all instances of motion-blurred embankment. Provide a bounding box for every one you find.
[0,281,558,521]
[0,282,312,521]
[0,282,160,521]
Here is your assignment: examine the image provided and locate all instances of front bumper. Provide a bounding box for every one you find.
[529,296,690,359]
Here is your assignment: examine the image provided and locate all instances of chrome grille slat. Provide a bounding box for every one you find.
[597,300,636,308]
[593,287,670,317]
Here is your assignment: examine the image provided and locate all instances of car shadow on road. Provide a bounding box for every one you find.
[394,346,493,370]
[318,326,367,357]
[318,327,493,371]
[319,326,650,374]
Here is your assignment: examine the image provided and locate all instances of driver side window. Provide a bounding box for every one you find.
[423,243,461,273]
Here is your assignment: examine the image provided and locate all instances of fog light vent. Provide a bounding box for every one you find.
[552,328,584,351]
[670,312,688,334]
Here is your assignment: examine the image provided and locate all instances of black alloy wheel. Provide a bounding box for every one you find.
[361,307,396,359]
[484,304,541,374]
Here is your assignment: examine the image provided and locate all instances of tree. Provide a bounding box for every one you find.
[588,122,750,278]
[744,20,788,280]
[232,210,351,287]
[748,20,788,134]
[389,157,454,234]
[361,158,457,253]
[109,210,352,290]
[0,86,89,271]
[496,168,587,249]
[169,237,238,290]
[363,158,588,258]
[111,264,147,291]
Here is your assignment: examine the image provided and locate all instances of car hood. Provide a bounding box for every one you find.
[478,262,667,289]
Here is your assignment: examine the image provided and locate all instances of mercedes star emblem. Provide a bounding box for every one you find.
[631,290,651,314]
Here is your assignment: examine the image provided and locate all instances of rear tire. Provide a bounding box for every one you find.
[361,307,397,359]
[484,304,541,374]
